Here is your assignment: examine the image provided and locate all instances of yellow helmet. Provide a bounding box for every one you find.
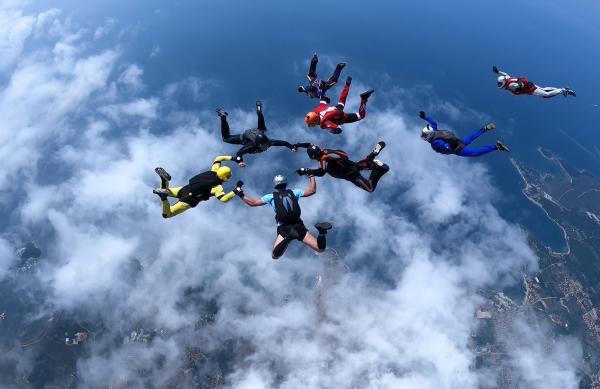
[216,166,232,181]
[305,112,319,127]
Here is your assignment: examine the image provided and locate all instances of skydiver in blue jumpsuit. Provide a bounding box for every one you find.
[418,111,509,157]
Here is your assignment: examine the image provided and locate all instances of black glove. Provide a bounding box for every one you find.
[492,65,499,74]
[236,180,244,188]
[296,168,308,176]
[419,111,426,119]
[345,76,352,85]
[235,155,243,163]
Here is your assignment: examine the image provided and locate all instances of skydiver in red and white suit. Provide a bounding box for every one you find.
[493,65,575,98]
[304,76,374,134]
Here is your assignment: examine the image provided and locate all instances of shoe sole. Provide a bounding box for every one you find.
[155,167,171,181]
[372,141,386,155]
[315,222,332,231]
[153,189,169,200]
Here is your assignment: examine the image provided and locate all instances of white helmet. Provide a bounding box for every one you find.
[497,76,507,88]
[273,174,287,188]
[421,125,434,141]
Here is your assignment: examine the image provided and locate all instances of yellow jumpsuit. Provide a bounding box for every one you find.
[160,156,236,218]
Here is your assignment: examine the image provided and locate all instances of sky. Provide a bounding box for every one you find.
[0,0,597,387]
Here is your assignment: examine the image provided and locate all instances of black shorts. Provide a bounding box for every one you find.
[177,185,203,207]
[277,221,308,241]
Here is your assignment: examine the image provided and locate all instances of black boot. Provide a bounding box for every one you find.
[315,222,332,250]
[368,160,390,191]
[273,238,292,259]
[370,141,386,158]
[155,167,171,189]
[315,222,332,234]
[153,188,169,201]
[360,89,374,101]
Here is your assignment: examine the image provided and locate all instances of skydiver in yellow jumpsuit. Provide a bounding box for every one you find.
[153,156,237,218]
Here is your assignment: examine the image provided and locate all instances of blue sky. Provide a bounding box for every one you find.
[1,1,597,387]
[27,0,598,250]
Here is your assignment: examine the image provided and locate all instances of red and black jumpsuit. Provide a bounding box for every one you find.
[301,147,389,192]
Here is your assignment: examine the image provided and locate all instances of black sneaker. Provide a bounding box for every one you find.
[155,167,171,182]
[360,89,374,100]
[345,76,352,85]
[153,188,169,201]
[216,108,228,118]
[337,62,346,70]
[496,141,510,152]
[372,159,390,172]
[372,141,386,157]
[315,222,333,234]
[256,100,263,113]
[565,88,576,97]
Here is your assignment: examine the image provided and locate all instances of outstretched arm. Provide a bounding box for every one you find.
[419,111,438,130]
[293,142,312,149]
[303,176,316,197]
[231,180,265,207]
[268,139,294,149]
[233,145,258,164]
[212,185,236,203]
[297,167,326,177]
[493,65,509,77]
[241,195,265,207]
[211,155,233,171]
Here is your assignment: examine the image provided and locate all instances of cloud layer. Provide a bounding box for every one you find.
[0,3,581,388]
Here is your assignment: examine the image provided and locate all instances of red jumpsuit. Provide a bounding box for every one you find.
[310,84,368,134]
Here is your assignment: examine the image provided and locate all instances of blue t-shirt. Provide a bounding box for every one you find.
[261,189,304,212]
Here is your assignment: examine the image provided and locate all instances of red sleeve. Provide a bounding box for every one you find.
[320,120,339,130]
[320,109,342,129]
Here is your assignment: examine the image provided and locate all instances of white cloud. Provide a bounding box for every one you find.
[99,97,159,123]
[149,44,161,58]
[118,63,144,91]
[0,237,16,280]
[0,5,36,71]
[94,17,117,40]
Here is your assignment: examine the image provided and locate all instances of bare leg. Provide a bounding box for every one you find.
[302,232,325,253]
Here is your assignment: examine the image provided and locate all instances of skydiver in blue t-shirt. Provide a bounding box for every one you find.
[232,175,332,259]
[418,111,509,157]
